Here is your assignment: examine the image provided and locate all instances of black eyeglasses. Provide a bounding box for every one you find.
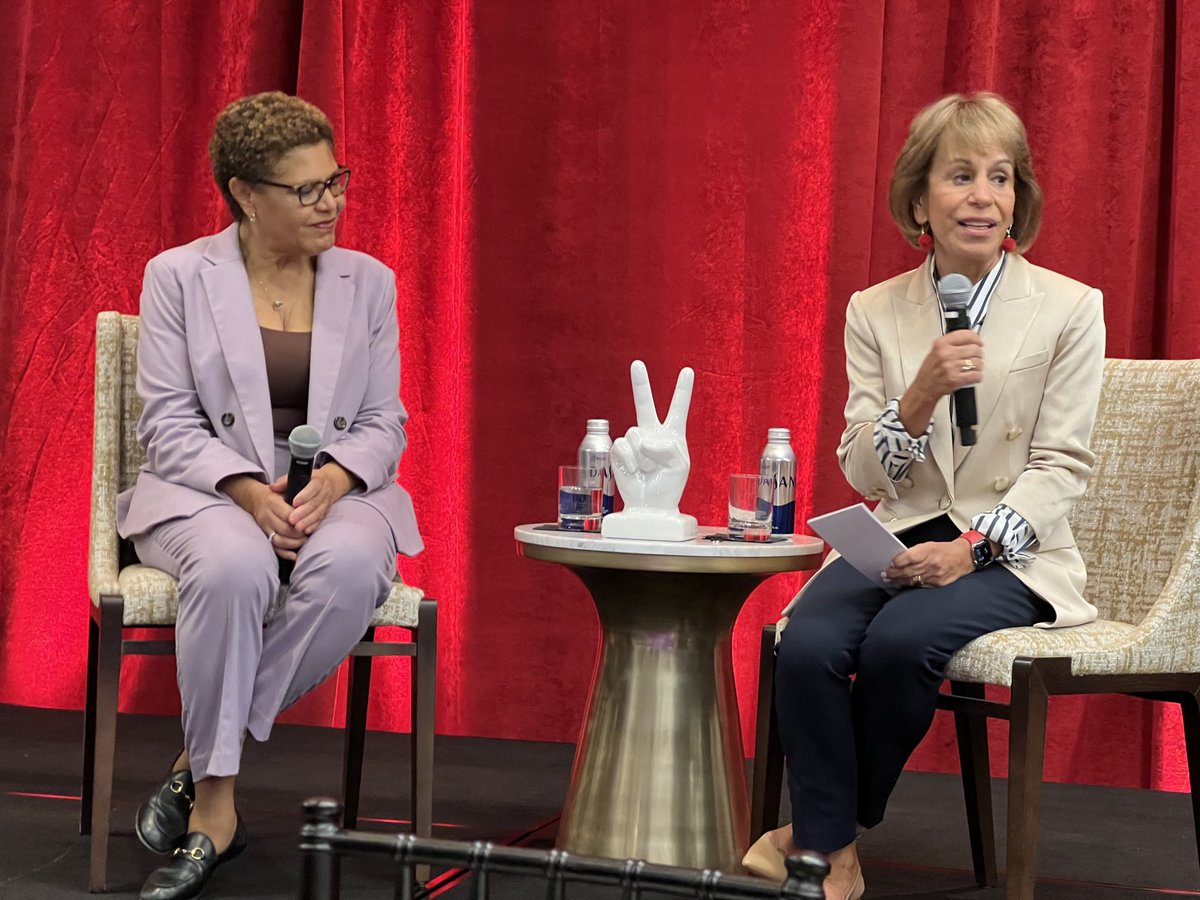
[256,168,351,206]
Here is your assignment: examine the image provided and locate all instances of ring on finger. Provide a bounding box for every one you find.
[268,530,277,545]
[961,359,977,373]
[912,573,924,586]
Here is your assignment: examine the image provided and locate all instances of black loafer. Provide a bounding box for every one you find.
[138,818,247,900]
[136,766,195,854]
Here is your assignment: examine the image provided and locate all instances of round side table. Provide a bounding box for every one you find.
[515,524,823,871]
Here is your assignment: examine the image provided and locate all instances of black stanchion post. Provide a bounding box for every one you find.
[780,852,829,899]
[470,840,493,900]
[393,833,417,900]
[301,797,343,900]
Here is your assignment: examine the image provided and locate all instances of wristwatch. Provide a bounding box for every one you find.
[959,530,994,570]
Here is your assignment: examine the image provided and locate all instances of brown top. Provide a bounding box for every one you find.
[260,327,312,437]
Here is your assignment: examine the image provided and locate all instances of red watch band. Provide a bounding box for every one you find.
[959,530,986,545]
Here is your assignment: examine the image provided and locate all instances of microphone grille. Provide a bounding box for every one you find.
[288,424,322,460]
[937,273,973,311]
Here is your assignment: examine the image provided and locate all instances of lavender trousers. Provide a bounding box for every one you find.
[133,494,397,781]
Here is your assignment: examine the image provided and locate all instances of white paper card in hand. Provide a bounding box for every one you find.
[806,503,907,588]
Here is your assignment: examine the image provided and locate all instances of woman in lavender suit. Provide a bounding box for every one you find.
[116,92,422,900]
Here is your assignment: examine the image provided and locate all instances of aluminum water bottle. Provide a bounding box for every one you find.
[578,419,615,516]
[760,427,797,535]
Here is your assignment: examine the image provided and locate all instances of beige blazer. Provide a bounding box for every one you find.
[797,253,1105,628]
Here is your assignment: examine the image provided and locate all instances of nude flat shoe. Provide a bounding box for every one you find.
[741,831,787,883]
[843,864,865,900]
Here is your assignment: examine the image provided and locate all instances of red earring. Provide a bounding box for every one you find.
[1001,227,1016,252]
[918,224,933,251]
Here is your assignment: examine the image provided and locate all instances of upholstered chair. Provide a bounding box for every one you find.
[750,358,1200,900]
[83,311,437,892]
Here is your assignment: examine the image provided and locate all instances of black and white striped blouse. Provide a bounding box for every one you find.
[872,253,1036,566]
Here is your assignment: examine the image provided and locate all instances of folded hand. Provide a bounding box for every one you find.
[288,463,355,535]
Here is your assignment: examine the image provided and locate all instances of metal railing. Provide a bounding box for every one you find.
[300,798,829,899]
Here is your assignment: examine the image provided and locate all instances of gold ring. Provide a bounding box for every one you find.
[912,573,924,586]
[961,360,977,372]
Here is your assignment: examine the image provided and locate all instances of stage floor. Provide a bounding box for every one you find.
[1,702,1196,898]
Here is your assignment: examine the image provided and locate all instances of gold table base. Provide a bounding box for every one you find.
[516,530,820,871]
[557,565,767,871]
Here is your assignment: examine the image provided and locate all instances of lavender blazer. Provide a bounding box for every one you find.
[117,223,423,557]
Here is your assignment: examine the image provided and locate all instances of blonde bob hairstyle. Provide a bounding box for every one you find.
[209,92,335,221]
[888,92,1043,253]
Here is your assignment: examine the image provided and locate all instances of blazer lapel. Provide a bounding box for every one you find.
[894,258,954,492]
[199,224,276,475]
[955,253,1043,469]
[307,250,355,440]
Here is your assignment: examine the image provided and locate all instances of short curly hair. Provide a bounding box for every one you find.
[209,92,335,221]
[888,92,1043,253]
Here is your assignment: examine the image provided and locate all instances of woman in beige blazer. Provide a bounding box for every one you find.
[743,94,1105,898]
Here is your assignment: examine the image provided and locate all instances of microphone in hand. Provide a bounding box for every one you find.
[284,424,322,504]
[937,273,978,446]
[279,424,322,581]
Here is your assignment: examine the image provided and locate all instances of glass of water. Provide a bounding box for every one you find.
[558,465,605,532]
[728,473,773,541]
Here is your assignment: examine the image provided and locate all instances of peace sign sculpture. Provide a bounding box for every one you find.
[601,360,699,541]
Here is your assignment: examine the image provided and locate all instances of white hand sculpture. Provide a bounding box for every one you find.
[602,361,699,541]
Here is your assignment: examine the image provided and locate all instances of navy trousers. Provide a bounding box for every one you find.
[775,515,1051,852]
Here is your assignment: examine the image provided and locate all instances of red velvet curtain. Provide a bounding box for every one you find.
[3,1,1198,790]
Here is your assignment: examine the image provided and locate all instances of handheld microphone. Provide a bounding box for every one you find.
[284,424,322,504]
[279,424,322,582]
[937,273,978,446]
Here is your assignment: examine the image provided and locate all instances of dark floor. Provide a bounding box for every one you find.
[1,703,1197,898]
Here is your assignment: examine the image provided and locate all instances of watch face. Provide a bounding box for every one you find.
[972,541,994,569]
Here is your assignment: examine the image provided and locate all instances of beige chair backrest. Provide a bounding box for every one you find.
[1069,358,1200,626]
[91,312,147,493]
[117,315,146,491]
[89,313,146,600]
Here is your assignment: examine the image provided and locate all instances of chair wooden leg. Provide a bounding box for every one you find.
[1005,659,1049,900]
[342,628,375,830]
[89,597,124,892]
[411,599,437,885]
[1178,689,1200,876]
[750,623,784,843]
[81,613,101,835]
[950,680,997,886]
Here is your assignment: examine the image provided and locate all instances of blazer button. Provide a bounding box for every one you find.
[939,495,952,510]
[221,412,235,427]
[334,416,347,431]
[1006,426,1023,440]
[900,477,914,489]
[993,476,1012,492]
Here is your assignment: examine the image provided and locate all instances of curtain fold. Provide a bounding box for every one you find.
[2,0,1197,791]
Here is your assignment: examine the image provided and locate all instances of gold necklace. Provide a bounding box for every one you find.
[255,277,289,327]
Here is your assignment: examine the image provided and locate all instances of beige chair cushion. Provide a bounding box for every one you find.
[945,620,1139,685]
[117,564,423,629]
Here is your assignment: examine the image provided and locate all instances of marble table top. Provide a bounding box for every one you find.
[514,523,823,560]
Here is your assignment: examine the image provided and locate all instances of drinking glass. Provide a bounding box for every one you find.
[728,473,773,541]
[559,465,605,532]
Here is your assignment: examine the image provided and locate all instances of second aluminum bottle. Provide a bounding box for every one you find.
[578,419,616,516]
